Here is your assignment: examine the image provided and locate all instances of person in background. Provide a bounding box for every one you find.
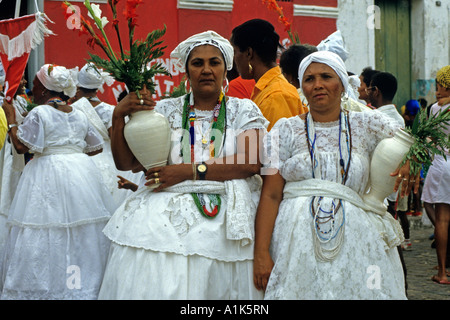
[0,64,114,299]
[279,43,317,107]
[422,65,450,285]
[230,19,306,131]
[71,63,141,207]
[358,67,380,107]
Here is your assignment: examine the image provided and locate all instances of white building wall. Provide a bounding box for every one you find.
[337,0,450,103]
[411,0,449,103]
[336,0,375,75]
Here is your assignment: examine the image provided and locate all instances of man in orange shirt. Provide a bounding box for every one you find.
[231,19,306,131]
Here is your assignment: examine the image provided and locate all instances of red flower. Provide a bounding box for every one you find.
[78,24,89,36]
[87,37,96,49]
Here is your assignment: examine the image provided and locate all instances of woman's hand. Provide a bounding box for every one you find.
[114,86,156,118]
[391,159,420,197]
[117,175,138,192]
[144,164,192,192]
[253,250,274,292]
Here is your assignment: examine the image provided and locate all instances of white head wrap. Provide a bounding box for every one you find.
[171,30,234,73]
[77,63,115,91]
[298,50,350,97]
[36,64,77,98]
[317,30,349,62]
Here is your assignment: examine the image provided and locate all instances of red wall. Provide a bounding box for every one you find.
[43,0,337,103]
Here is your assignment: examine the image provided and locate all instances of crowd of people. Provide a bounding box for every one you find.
[0,18,448,299]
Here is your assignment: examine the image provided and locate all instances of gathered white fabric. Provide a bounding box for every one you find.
[283,179,404,250]
[36,64,77,98]
[298,50,350,97]
[171,30,234,73]
[165,175,262,246]
[317,30,349,62]
[71,97,110,141]
[76,63,114,91]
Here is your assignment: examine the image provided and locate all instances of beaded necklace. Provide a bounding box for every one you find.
[181,92,227,218]
[305,110,352,261]
[46,98,66,108]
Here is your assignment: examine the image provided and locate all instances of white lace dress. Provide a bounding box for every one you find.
[71,98,142,207]
[0,104,116,300]
[421,102,450,205]
[263,110,407,300]
[98,95,268,300]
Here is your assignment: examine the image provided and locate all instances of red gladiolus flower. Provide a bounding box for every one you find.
[87,37,96,49]
[78,24,89,36]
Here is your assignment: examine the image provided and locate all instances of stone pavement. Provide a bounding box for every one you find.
[401,214,450,300]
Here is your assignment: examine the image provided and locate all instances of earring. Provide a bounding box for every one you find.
[248,63,253,74]
[222,78,229,94]
[340,91,349,103]
[184,79,192,94]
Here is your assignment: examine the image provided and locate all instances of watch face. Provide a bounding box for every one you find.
[198,164,207,173]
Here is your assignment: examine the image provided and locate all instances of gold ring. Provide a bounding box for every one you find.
[140,99,144,105]
[154,178,160,184]
[402,178,408,181]
[154,172,159,178]
[398,174,402,178]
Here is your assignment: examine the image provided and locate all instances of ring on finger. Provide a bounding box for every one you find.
[398,174,402,178]
[140,99,144,105]
[402,178,408,181]
[154,172,159,178]
[154,178,160,184]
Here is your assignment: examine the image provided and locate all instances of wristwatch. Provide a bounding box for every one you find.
[197,162,208,180]
[7,123,18,133]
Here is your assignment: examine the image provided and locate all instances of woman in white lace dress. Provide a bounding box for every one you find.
[0,64,115,299]
[98,31,268,299]
[71,63,141,207]
[253,51,415,299]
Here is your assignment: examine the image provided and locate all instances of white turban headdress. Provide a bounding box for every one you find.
[77,63,115,92]
[171,30,234,73]
[298,50,350,97]
[36,64,77,98]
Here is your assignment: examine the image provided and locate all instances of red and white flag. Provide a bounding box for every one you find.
[0,12,54,103]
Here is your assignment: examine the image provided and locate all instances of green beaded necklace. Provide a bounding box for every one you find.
[180,92,227,218]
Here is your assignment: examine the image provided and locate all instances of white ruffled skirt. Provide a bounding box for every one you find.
[265,195,407,300]
[98,178,264,300]
[0,153,114,300]
[99,243,262,300]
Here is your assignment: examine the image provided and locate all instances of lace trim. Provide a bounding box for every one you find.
[107,239,253,263]
[7,216,110,229]
[84,143,103,154]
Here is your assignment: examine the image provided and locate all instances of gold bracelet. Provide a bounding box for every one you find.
[192,162,197,181]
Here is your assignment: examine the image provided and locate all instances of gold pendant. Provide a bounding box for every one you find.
[202,137,208,145]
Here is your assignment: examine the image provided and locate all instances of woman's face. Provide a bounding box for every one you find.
[301,62,344,112]
[187,45,226,98]
[358,75,369,102]
[436,82,450,100]
[32,76,47,105]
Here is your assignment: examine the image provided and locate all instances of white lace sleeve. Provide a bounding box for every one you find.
[17,108,45,153]
[263,117,294,170]
[84,123,104,153]
[229,97,269,132]
[357,111,402,154]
